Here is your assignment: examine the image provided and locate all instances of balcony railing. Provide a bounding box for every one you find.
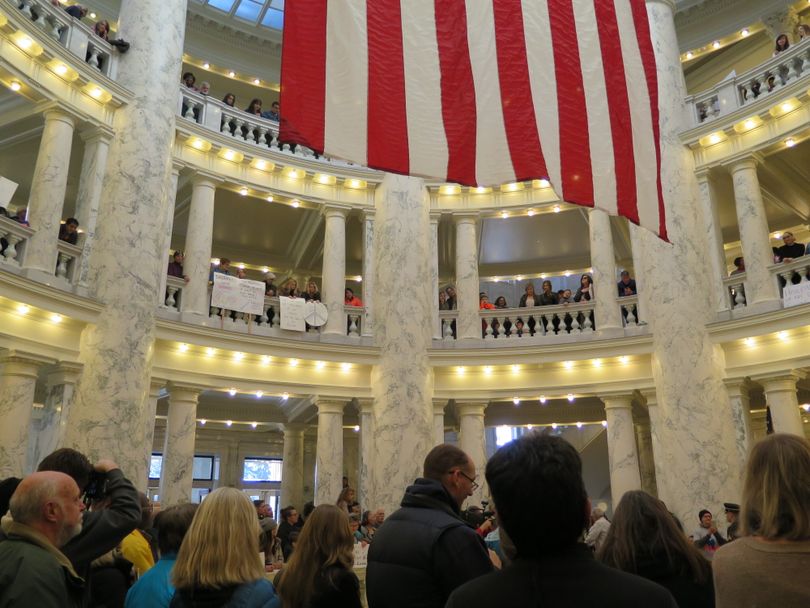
[0,216,34,266]
[687,40,810,126]
[55,239,81,284]
[720,257,810,312]
[11,0,119,79]
[163,275,186,311]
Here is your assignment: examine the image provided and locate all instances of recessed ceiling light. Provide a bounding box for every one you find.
[9,81,22,92]
[512,397,520,405]
[228,388,237,396]
[203,62,210,69]
[225,420,233,427]
[228,71,236,78]
[17,304,30,314]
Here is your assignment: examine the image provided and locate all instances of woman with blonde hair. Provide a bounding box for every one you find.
[274,505,361,608]
[713,434,810,607]
[170,488,277,607]
[336,487,356,515]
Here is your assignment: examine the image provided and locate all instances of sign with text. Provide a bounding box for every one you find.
[353,542,369,568]
[783,281,810,308]
[279,296,307,331]
[211,273,265,315]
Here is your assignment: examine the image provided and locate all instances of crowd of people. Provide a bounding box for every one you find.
[1,431,807,607]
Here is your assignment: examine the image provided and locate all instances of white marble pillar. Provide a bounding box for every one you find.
[75,128,113,289]
[433,399,446,446]
[640,389,666,498]
[281,424,305,509]
[759,374,804,436]
[629,226,648,325]
[157,164,182,306]
[141,379,166,492]
[0,354,46,477]
[601,395,642,507]
[588,208,622,335]
[727,158,781,307]
[457,401,488,505]
[315,400,345,505]
[343,429,360,489]
[322,206,349,335]
[22,109,77,276]
[630,0,743,526]
[361,210,375,337]
[634,419,658,497]
[29,362,82,470]
[695,170,730,313]
[65,0,189,487]
[724,379,753,464]
[454,213,480,340]
[180,174,219,316]
[358,399,375,509]
[303,438,316,504]
[159,386,200,506]
[430,212,442,340]
[370,174,434,514]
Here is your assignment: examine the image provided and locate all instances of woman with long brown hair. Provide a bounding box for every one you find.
[274,505,361,608]
[713,434,810,607]
[598,490,714,607]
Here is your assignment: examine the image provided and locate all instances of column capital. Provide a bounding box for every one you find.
[167,383,205,402]
[79,125,114,145]
[637,389,658,409]
[362,208,376,222]
[322,204,351,219]
[452,211,479,225]
[41,106,80,128]
[314,397,350,415]
[171,161,185,177]
[456,401,488,418]
[753,371,805,393]
[725,154,764,175]
[149,378,167,400]
[599,393,635,410]
[694,168,716,185]
[429,211,443,225]
[433,398,448,414]
[46,361,83,386]
[356,398,375,415]
[190,171,223,188]
[0,351,53,377]
[645,0,675,11]
[283,422,307,435]
[723,377,752,396]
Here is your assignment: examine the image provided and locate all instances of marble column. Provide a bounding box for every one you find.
[433,399,446,446]
[457,401,488,505]
[634,418,658,497]
[629,227,648,325]
[761,5,799,39]
[640,389,665,498]
[454,213,480,340]
[758,374,804,436]
[65,0,189,487]
[343,429,360,489]
[22,109,77,276]
[180,174,220,316]
[601,395,642,507]
[694,170,729,313]
[303,438,316,504]
[370,174,434,514]
[141,379,166,492]
[724,379,753,464]
[0,354,46,477]
[315,400,345,505]
[588,209,622,335]
[159,386,200,506]
[280,424,305,509]
[727,157,780,307]
[157,164,182,306]
[358,400,375,509]
[321,206,349,335]
[361,211,375,337]
[75,128,113,289]
[430,212,442,340]
[630,0,743,526]
[29,362,82,470]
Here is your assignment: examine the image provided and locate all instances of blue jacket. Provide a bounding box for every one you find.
[170,579,276,608]
[125,555,177,608]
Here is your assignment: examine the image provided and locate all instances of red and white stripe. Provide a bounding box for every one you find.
[280,0,667,239]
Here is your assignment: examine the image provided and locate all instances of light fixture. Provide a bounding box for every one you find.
[501,182,524,192]
[551,423,558,429]
[601,420,608,427]
[237,263,245,270]
[777,331,788,341]
[439,184,461,196]
[539,396,547,404]
[341,362,352,372]
[16,35,33,50]
[291,199,300,208]
[773,232,783,240]
[785,138,796,148]
[781,102,792,112]
[253,78,260,85]
[89,12,96,19]
[9,81,22,92]
[592,359,602,368]
[251,422,258,428]
[289,359,299,367]
[315,173,336,185]
[483,366,492,375]
[527,209,535,217]
[564,271,572,277]
[266,195,274,203]
[239,187,248,196]
[563,361,574,369]
[200,419,207,425]
[685,51,694,60]
[286,168,303,179]
[50,313,62,323]
[712,41,721,49]
[708,133,722,145]
[345,178,367,189]
[537,179,551,188]
[741,28,749,37]
[233,352,244,361]
[228,388,237,396]
[228,71,236,78]
[54,64,68,76]
[618,355,629,364]
[89,87,103,99]
[527,424,533,430]
[354,424,360,432]
[206,347,215,356]
[744,119,757,130]
[802,404,810,412]
[261,355,271,365]
[500,211,509,219]
[225,420,233,427]
[512,397,521,406]
[471,186,491,194]
[576,421,583,428]
[256,390,263,398]
[743,337,755,347]
[203,62,210,69]
[567,394,575,403]
[553,205,561,213]
[179,343,189,352]
[281,392,289,400]
[316,361,326,370]
[17,304,30,314]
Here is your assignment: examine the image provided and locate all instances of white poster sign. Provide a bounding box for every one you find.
[279,296,307,331]
[353,542,369,568]
[0,176,19,209]
[783,281,810,308]
[210,273,265,315]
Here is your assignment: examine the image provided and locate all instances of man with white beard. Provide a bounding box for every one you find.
[0,471,86,606]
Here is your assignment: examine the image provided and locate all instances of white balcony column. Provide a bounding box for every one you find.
[634,418,657,497]
[727,157,781,307]
[157,164,183,306]
[695,170,730,313]
[628,225,648,325]
[74,128,112,289]
[457,401,488,506]
[758,373,805,437]
[29,362,82,470]
[159,385,201,507]
[370,174,434,514]
[358,399,375,510]
[433,399,446,446]
[22,109,77,277]
[65,0,190,488]
[315,400,345,505]
[280,424,305,510]
[180,174,220,317]
[0,354,47,477]
[724,379,753,464]
[588,208,622,335]
[361,210,375,337]
[601,395,642,507]
[626,0,743,527]
[454,213,480,340]
[639,389,664,497]
[321,205,349,335]
[430,212,442,339]
[140,380,166,490]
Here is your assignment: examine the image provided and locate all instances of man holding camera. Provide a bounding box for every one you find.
[367,444,494,608]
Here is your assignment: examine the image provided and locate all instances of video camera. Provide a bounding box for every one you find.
[82,470,108,506]
[462,500,495,527]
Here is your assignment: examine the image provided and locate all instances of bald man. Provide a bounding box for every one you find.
[0,471,86,607]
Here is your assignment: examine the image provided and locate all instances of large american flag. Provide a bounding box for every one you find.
[279,0,667,239]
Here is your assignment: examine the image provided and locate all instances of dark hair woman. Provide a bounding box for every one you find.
[598,490,714,608]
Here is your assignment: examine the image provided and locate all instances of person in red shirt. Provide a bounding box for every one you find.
[344,288,363,307]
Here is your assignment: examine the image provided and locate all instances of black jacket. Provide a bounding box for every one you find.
[634,554,715,608]
[366,478,493,608]
[446,544,678,608]
[307,565,363,608]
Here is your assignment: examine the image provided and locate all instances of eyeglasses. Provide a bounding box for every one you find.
[457,470,479,492]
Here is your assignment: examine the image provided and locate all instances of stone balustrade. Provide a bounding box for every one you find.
[54,239,81,283]
[723,273,747,310]
[478,302,596,340]
[10,0,119,79]
[0,216,34,266]
[773,255,810,298]
[687,40,810,126]
[344,305,363,338]
[164,275,185,310]
[618,295,643,327]
[438,310,458,341]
